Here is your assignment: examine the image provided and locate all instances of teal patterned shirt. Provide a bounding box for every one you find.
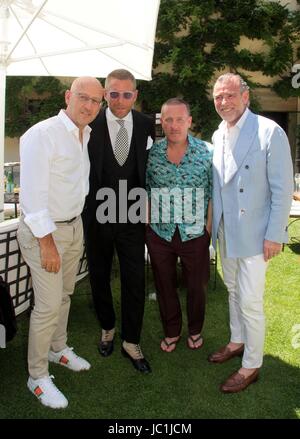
[146,134,212,242]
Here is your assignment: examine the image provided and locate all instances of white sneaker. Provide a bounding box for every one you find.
[48,347,91,372]
[27,375,68,409]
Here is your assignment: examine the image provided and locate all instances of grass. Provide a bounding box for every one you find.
[1,223,300,420]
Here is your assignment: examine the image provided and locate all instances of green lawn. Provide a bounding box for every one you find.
[1,225,300,420]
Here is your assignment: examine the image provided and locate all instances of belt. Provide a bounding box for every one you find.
[55,216,78,224]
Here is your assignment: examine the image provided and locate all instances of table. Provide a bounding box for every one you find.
[4,193,19,218]
[290,199,300,218]
[288,199,300,243]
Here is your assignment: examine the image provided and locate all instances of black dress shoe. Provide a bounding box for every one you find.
[121,347,151,374]
[98,339,114,357]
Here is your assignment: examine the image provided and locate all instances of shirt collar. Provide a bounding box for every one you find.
[58,109,92,135]
[160,134,193,153]
[106,107,133,123]
[235,107,249,130]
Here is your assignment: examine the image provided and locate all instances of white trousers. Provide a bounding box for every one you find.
[218,221,267,368]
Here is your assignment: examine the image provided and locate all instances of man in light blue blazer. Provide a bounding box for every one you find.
[209,73,293,393]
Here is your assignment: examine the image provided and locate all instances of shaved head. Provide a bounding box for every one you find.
[70,76,103,94]
[65,76,104,130]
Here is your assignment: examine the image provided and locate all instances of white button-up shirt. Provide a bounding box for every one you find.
[20,110,91,238]
[106,107,133,151]
[221,107,249,184]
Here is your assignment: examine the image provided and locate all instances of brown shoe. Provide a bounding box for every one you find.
[208,344,244,364]
[220,369,259,393]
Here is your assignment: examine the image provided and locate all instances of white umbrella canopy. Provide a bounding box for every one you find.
[0,0,160,219]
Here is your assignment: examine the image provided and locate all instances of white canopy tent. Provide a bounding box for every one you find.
[0,0,160,219]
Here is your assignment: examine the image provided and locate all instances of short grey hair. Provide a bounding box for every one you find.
[215,73,250,93]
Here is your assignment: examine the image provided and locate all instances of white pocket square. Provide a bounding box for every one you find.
[146,136,153,150]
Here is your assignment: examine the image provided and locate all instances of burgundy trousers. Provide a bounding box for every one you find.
[146,226,210,338]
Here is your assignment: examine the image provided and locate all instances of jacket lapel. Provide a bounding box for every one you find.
[89,109,108,184]
[224,111,258,185]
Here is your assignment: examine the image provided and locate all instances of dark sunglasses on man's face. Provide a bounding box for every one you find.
[108,91,135,100]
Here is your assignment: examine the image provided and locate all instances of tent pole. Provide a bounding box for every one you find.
[0,64,6,222]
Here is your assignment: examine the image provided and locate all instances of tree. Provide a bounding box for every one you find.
[5,1,300,140]
[5,76,65,137]
[138,0,300,139]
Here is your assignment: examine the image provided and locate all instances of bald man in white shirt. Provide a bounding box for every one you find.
[18,77,103,409]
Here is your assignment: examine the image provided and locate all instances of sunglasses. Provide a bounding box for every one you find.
[108,91,135,100]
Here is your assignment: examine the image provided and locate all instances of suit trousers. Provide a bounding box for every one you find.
[146,226,210,338]
[85,221,146,344]
[218,220,267,368]
[17,216,83,379]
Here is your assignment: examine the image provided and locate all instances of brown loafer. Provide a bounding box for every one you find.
[208,344,244,364]
[220,369,259,393]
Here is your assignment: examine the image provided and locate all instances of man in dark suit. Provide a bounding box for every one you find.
[83,69,155,374]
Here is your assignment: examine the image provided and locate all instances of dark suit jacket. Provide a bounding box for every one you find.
[83,108,155,232]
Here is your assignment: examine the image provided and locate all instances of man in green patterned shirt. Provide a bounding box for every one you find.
[146,98,212,353]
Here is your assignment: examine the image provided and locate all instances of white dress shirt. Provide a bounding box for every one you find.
[106,107,133,151]
[20,110,91,238]
[221,107,250,184]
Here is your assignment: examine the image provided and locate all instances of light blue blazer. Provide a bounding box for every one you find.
[212,110,293,258]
